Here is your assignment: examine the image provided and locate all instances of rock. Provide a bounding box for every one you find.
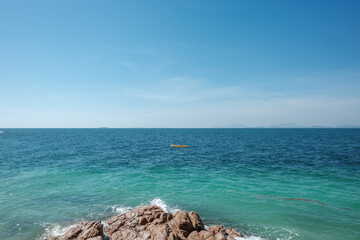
[47,205,243,240]
[188,230,206,240]
[62,226,82,239]
[87,237,102,240]
[173,211,194,232]
[148,224,170,237]
[188,211,204,232]
[208,225,226,235]
[111,228,139,240]
[199,230,214,239]
[138,216,148,225]
[215,232,227,240]
[167,232,180,240]
[155,232,167,240]
[52,221,103,240]
[225,227,242,237]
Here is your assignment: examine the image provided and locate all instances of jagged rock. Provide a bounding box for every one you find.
[215,232,226,240]
[87,237,102,240]
[225,227,242,237]
[187,231,202,240]
[48,220,103,240]
[199,230,214,239]
[188,211,204,232]
[173,211,194,232]
[47,205,243,240]
[208,225,226,236]
[167,232,180,240]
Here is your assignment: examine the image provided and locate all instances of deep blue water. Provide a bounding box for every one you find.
[0,128,359,240]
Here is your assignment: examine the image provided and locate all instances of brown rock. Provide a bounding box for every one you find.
[215,232,226,240]
[208,225,226,235]
[147,224,170,237]
[57,221,103,240]
[173,211,194,232]
[225,227,242,237]
[107,215,126,235]
[87,237,103,240]
[47,205,243,240]
[188,211,204,232]
[111,228,140,240]
[226,236,235,240]
[139,216,148,225]
[155,232,167,240]
[199,230,214,239]
[187,231,203,240]
[167,232,180,240]
[62,226,82,239]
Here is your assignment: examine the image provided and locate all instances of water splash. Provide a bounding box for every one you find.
[150,198,180,214]
[110,205,132,214]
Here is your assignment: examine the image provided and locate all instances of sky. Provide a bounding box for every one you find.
[1,0,360,128]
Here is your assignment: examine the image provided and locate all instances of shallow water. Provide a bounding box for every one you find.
[0,129,359,239]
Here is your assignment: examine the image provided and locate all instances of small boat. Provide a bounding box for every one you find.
[170,145,188,148]
[0,131,3,134]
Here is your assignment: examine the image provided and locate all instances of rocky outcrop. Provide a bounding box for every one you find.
[47,205,243,240]
[48,221,104,240]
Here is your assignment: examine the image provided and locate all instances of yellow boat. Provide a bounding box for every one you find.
[170,145,188,148]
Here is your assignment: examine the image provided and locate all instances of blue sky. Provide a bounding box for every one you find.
[1,0,360,127]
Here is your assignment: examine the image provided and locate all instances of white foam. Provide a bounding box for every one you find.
[40,223,77,239]
[111,205,132,214]
[109,198,180,215]
[150,198,180,214]
[239,236,265,240]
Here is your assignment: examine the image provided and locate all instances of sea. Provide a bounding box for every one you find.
[0,128,359,240]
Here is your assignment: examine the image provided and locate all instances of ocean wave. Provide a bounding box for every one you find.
[239,237,264,240]
[40,223,77,239]
[149,198,181,214]
[109,198,181,215]
[110,205,132,214]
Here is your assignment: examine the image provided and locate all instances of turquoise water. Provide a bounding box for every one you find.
[0,129,359,240]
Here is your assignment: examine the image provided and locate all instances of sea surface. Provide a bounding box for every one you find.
[0,128,359,240]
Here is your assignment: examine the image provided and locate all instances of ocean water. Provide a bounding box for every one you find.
[0,128,359,240]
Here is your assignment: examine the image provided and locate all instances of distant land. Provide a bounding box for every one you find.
[214,123,360,128]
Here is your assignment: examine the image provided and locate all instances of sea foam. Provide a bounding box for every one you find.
[150,198,181,214]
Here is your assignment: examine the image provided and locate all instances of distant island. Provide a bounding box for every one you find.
[214,123,360,128]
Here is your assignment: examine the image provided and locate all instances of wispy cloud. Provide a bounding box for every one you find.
[120,62,135,68]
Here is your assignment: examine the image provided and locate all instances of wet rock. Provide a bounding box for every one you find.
[215,232,226,240]
[225,227,242,237]
[174,211,194,232]
[199,230,214,239]
[188,211,204,232]
[167,232,180,240]
[48,220,103,240]
[187,231,202,240]
[47,205,243,240]
[208,225,226,236]
[86,237,103,240]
